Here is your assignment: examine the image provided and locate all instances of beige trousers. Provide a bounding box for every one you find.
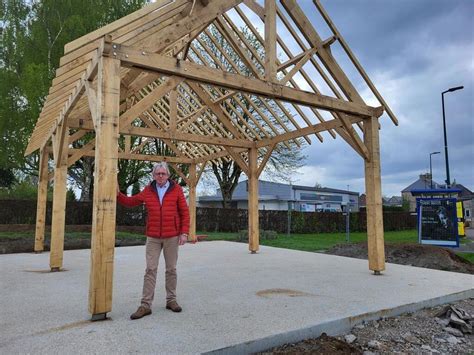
[141,236,179,308]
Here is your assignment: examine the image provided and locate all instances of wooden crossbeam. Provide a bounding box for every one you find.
[111,45,382,117]
[256,115,363,148]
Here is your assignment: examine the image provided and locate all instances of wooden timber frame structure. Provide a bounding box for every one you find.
[25,0,398,319]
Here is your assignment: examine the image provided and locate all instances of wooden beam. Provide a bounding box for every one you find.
[313,0,398,126]
[69,115,252,149]
[225,147,249,176]
[89,56,121,318]
[124,126,255,148]
[169,88,178,133]
[34,147,50,252]
[188,163,198,242]
[281,0,365,104]
[264,0,277,82]
[67,140,96,167]
[120,76,183,128]
[248,147,259,253]
[49,130,69,271]
[256,115,363,147]
[131,0,243,53]
[364,116,385,272]
[257,144,275,177]
[63,0,174,53]
[187,81,243,139]
[112,46,381,117]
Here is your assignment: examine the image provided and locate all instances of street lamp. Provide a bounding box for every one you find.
[441,86,464,188]
[429,151,440,189]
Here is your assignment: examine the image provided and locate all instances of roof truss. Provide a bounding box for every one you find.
[26,0,397,169]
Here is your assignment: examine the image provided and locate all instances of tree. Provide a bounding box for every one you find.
[189,25,306,208]
[1,0,148,197]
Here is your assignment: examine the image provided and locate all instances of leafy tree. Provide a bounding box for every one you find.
[1,0,148,197]
[0,168,16,188]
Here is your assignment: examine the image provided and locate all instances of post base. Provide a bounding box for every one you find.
[50,267,61,272]
[250,250,257,254]
[91,313,107,321]
[373,270,382,276]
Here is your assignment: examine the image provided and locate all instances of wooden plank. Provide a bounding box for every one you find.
[64,0,174,53]
[363,116,385,272]
[248,147,259,252]
[112,46,381,117]
[26,51,100,156]
[112,0,189,44]
[264,0,277,82]
[34,147,50,252]
[89,56,121,317]
[130,0,243,53]
[60,40,101,67]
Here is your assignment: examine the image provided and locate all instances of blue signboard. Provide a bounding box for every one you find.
[417,198,459,247]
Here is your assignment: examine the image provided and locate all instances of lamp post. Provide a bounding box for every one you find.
[441,86,464,188]
[429,151,440,189]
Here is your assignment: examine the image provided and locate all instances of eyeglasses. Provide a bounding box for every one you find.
[154,172,168,176]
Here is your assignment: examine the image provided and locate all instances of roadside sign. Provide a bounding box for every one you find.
[417,198,459,247]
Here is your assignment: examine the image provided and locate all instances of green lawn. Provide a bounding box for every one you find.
[203,230,418,251]
[1,229,472,263]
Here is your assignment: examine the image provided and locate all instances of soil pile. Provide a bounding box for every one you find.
[326,242,474,274]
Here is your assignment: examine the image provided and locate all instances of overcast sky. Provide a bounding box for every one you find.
[247,0,473,197]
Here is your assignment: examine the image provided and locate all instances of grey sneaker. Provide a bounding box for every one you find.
[130,306,152,320]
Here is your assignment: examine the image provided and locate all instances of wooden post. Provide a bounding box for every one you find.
[364,116,385,273]
[89,55,120,319]
[264,0,277,82]
[248,147,259,253]
[188,164,197,242]
[34,147,50,252]
[50,131,68,271]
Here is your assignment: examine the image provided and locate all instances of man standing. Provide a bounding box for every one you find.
[117,162,190,320]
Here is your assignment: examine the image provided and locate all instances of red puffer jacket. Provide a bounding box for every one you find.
[117,180,189,238]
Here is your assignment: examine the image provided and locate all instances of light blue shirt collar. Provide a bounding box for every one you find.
[156,180,170,204]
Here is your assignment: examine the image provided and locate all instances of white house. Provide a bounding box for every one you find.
[198,180,359,212]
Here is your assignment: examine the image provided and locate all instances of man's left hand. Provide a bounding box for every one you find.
[178,234,188,246]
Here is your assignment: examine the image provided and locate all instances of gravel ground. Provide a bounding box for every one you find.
[260,239,474,355]
[260,298,473,354]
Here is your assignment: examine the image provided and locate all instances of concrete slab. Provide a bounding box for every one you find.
[1,241,473,354]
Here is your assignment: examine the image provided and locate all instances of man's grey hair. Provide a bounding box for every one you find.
[152,162,170,176]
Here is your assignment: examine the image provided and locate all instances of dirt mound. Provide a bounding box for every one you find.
[326,242,474,274]
[0,235,145,254]
[259,333,362,354]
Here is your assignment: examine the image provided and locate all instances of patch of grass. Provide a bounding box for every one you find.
[201,230,419,252]
[456,252,474,264]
